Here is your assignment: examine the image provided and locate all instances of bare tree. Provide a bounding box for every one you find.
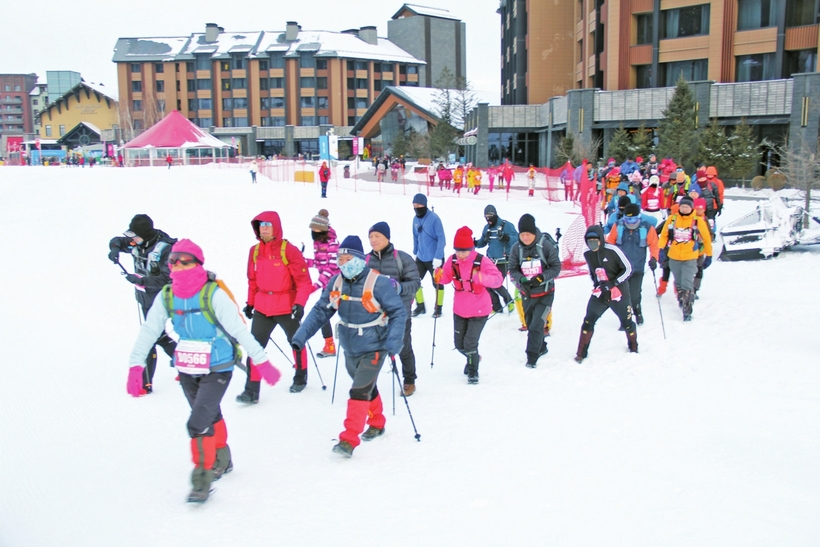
[117,101,136,142]
[453,76,478,130]
[776,136,820,226]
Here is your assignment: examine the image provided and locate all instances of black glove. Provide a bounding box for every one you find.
[291,304,304,322]
[555,228,562,243]
[598,280,614,292]
[499,232,510,244]
[703,256,712,269]
[648,257,657,271]
[531,273,545,285]
[243,304,254,319]
[125,273,143,285]
[473,238,479,246]
[300,243,305,253]
[518,276,531,288]
[108,248,119,263]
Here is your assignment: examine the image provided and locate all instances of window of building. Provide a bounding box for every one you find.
[271,97,285,109]
[260,97,270,110]
[487,132,539,167]
[659,59,708,85]
[300,77,315,88]
[301,96,315,108]
[155,63,164,73]
[132,100,142,111]
[234,117,249,127]
[33,99,38,105]
[405,81,419,87]
[348,115,357,125]
[318,116,329,125]
[261,117,286,127]
[297,139,319,156]
[356,78,368,89]
[195,118,213,128]
[197,79,212,91]
[300,52,315,68]
[382,63,394,73]
[316,59,328,70]
[45,125,51,136]
[3,86,8,91]
[177,99,182,110]
[270,77,285,88]
[636,13,653,44]
[786,0,816,26]
[186,62,195,72]
[232,78,246,89]
[347,78,355,89]
[661,4,710,38]
[259,78,269,90]
[157,100,166,112]
[407,65,418,74]
[736,53,777,81]
[785,49,818,77]
[347,97,355,109]
[317,77,328,90]
[221,61,231,72]
[187,80,196,92]
[131,81,142,93]
[234,98,247,109]
[318,96,328,109]
[347,60,355,71]
[636,65,653,88]
[399,65,407,75]
[270,51,285,68]
[133,120,143,130]
[189,99,197,111]
[59,124,66,136]
[196,54,211,71]
[356,98,368,109]
[222,79,231,91]
[259,59,269,71]
[223,117,233,127]
[198,98,212,110]
[131,63,141,73]
[222,98,233,110]
[300,116,317,126]
[355,61,368,71]
[156,81,165,93]
[232,53,246,70]
[737,0,781,31]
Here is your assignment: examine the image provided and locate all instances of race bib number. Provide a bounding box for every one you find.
[646,197,660,209]
[521,260,542,278]
[174,340,212,375]
[673,228,693,243]
[595,267,609,282]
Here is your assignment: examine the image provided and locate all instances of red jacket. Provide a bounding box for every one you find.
[319,166,331,183]
[641,186,665,212]
[247,211,313,316]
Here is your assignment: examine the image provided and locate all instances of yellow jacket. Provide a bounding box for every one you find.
[658,212,712,261]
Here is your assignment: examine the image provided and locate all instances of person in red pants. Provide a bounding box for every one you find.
[127,239,280,503]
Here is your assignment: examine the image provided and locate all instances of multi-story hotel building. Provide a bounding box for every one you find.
[0,74,38,135]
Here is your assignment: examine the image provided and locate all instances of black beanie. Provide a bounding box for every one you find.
[129,214,157,240]
[624,203,641,218]
[618,195,631,209]
[679,196,695,210]
[518,214,537,235]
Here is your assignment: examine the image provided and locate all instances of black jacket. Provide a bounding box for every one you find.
[366,244,421,310]
[110,229,177,308]
[583,225,632,290]
[509,229,561,297]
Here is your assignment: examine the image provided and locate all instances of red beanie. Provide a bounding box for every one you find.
[453,226,474,251]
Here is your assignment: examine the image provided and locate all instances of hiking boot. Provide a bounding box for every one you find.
[361,426,385,441]
[411,303,426,317]
[525,361,537,369]
[467,372,479,384]
[188,468,214,503]
[289,381,307,393]
[317,337,336,358]
[432,305,443,318]
[657,279,668,297]
[635,307,644,325]
[518,325,528,332]
[332,440,354,458]
[235,391,258,404]
[187,488,211,503]
[213,460,233,481]
[403,384,415,396]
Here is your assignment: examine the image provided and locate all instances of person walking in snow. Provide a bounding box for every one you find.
[292,236,406,457]
[575,225,638,362]
[319,161,331,198]
[641,175,667,225]
[237,211,313,402]
[656,196,713,321]
[304,209,340,358]
[166,154,172,169]
[474,204,517,314]
[126,239,281,503]
[411,193,446,318]
[366,222,421,395]
[526,164,536,197]
[605,203,659,326]
[437,227,503,384]
[427,162,437,186]
[108,214,178,394]
[500,159,515,191]
[508,214,562,368]
[249,159,259,183]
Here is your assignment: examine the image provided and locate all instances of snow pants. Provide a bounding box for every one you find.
[669,258,698,292]
[415,258,444,307]
[454,314,488,371]
[627,271,645,312]
[582,286,635,332]
[180,371,231,492]
[399,316,417,385]
[523,292,554,362]
[321,182,328,197]
[341,351,387,448]
[245,311,307,397]
[487,262,513,312]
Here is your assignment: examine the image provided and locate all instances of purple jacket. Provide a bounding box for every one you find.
[305,225,340,290]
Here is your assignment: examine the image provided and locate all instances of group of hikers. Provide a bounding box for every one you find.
[112,150,720,502]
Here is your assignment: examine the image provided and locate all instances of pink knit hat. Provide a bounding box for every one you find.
[171,239,205,264]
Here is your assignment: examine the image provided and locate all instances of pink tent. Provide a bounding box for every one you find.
[123,110,231,166]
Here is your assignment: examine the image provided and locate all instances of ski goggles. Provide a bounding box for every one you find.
[123,231,143,246]
[168,252,202,266]
[259,221,273,227]
[623,217,642,228]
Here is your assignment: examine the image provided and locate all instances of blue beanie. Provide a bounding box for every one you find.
[338,235,365,260]
[369,221,391,240]
[412,193,427,206]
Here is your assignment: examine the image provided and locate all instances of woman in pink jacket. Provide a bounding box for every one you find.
[304,209,340,357]
[437,226,503,384]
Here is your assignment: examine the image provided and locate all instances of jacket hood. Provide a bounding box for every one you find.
[706,166,718,177]
[616,182,629,193]
[251,211,283,241]
[585,225,605,242]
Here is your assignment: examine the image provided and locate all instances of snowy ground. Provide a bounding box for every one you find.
[1,165,818,547]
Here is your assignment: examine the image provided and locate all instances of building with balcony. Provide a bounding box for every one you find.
[113,20,425,156]
[30,83,48,135]
[0,74,38,135]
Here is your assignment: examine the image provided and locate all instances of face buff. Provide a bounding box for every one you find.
[414,206,428,218]
[586,238,601,252]
[339,256,366,279]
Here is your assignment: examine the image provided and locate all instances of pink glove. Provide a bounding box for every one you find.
[126,366,146,397]
[254,361,281,386]
[610,286,622,302]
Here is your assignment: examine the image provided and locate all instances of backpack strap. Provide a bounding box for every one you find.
[334,270,389,335]
[252,239,290,267]
[452,253,484,293]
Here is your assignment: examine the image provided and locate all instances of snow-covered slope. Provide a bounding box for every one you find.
[1,166,818,547]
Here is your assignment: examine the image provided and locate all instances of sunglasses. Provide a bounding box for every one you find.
[259,221,273,227]
[168,252,201,266]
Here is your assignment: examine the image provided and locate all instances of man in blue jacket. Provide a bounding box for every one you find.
[411,193,446,318]
[474,204,517,313]
[292,236,406,458]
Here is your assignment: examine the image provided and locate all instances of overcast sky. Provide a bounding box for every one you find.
[0,0,501,105]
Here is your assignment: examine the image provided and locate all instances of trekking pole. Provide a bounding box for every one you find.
[331,347,340,404]
[391,365,396,416]
[429,313,438,368]
[268,336,294,365]
[390,356,421,441]
[305,341,327,390]
[650,269,667,340]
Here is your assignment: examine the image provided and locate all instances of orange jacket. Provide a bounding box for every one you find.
[658,212,713,260]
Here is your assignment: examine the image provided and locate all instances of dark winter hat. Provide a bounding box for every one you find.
[618,195,632,209]
[518,214,537,235]
[624,203,641,218]
[484,204,497,216]
[412,193,428,206]
[678,196,695,209]
[309,209,330,231]
[453,226,475,251]
[128,214,157,240]
[338,235,365,260]
[585,224,605,241]
[369,221,391,240]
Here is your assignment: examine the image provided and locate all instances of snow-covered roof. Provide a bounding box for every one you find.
[114,28,424,65]
[391,4,460,21]
[84,82,118,103]
[351,85,462,136]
